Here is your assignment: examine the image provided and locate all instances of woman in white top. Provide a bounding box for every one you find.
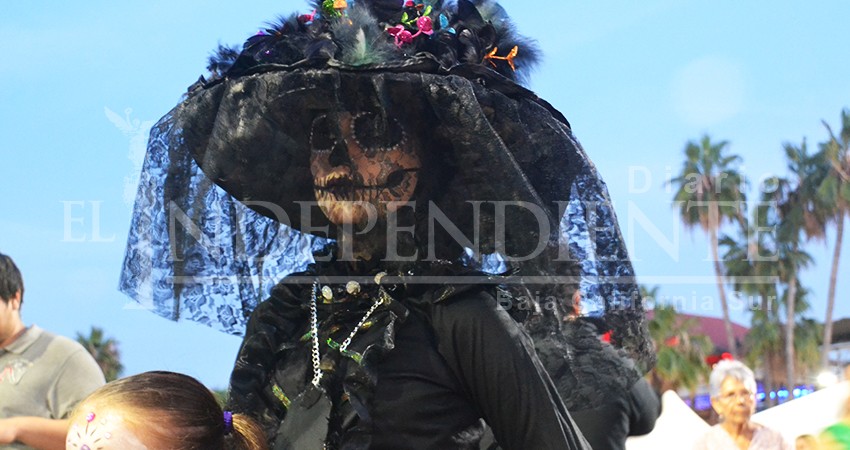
[694,360,792,450]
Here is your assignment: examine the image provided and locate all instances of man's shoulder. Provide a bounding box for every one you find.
[33,327,85,352]
[28,327,95,368]
[36,329,105,388]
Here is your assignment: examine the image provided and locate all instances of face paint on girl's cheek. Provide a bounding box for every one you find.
[66,410,149,450]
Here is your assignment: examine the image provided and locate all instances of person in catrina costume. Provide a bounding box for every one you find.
[118,0,655,448]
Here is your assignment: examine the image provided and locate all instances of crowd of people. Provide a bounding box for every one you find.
[0,1,844,449]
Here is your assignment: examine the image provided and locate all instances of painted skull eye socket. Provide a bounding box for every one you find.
[310,114,336,153]
[351,112,405,151]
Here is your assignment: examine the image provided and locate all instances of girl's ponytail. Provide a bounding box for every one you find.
[225,412,269,450]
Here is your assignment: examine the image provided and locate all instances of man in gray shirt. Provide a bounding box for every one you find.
[0,253,105,450]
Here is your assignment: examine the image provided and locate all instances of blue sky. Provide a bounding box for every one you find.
[1,1,848,389]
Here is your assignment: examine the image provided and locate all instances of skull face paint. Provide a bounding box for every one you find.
[310,111,420,226]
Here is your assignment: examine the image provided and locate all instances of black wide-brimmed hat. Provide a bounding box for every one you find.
[121,0,653,405]
[179,67,583,255]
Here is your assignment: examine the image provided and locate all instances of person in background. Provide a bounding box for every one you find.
[564,309,661,450]
[65,371,268,450]
[569,376,660,450]
[0,253,105,450]
[796,434,820,450]
[694,360,791,449]
[819,387,850,450]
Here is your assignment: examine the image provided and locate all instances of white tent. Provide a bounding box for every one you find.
[751,381,849,441]
[626,390,710,450]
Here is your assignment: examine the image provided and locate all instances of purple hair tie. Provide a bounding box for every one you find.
[223,410,233,435]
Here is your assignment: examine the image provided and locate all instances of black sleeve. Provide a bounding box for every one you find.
[627,378,661,437]
[227,284,307,440]
[429,290,591,450]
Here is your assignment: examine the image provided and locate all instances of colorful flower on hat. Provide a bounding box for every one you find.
[299,9,318,25]
[387,2,435,47]
[416,16,433,35]
[484,45,519,71]
[387,25,414,47]
[321,0,347,19]
[438,14,456,34]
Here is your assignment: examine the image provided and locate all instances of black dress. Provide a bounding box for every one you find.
[227,261,590,450]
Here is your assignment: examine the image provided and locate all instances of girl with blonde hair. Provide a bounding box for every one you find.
[66,371,267,450]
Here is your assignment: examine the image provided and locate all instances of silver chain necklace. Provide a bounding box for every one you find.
[308,280,384,387]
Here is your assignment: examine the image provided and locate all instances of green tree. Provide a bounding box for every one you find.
[648,302,713,404]
[776,140,826,390]
[76,327,123,382]
[763,149,821,393]
[819,109,850,368]
[775,242,814,396]
[670,135,746,357]
[720,213,781,404]
[793,314,823,382]
[724,176,815,402]
[212,388,228,408]
[744,307,783,405]
[723,182,817,403]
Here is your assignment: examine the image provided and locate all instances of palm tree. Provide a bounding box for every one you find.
[648,302,714,404]
[670,135,746,357]
[778,140,826,388]
[764,140,823,393]
[744,307,783,405]
[793,314,823,382]
[721,216,781,404]
[819,109,850,368]
[76,327,123,382]
[724,179,817,402]
[775,241,813,395]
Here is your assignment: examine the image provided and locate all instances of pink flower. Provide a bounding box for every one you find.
[298,10,317,24]
[404,0,415,7]
[387,25,414,47]
[398,30,413,45]
[416,16,433,35]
